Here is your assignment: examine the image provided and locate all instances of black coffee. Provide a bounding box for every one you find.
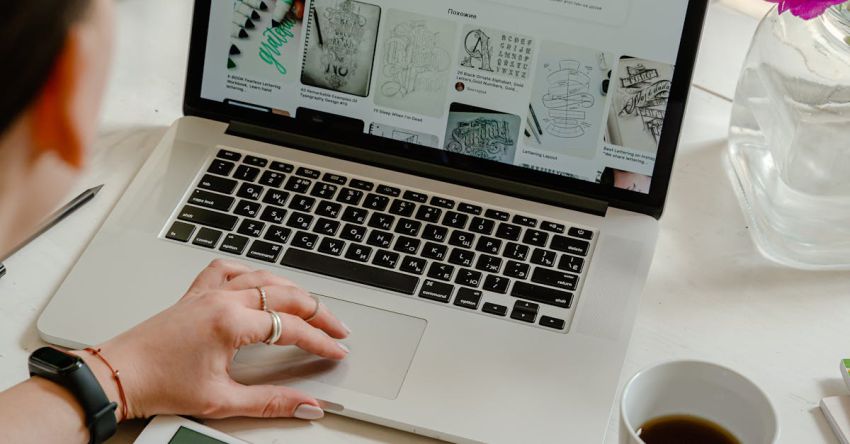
[637,415,741,444]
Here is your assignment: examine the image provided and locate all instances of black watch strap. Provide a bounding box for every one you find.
[29,347,117,444]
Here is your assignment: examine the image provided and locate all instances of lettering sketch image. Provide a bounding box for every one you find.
[374,10,457,117]
[444,103,521,164]
[368,123,439,148]
[300,0,381,97]
[606,56,674,154]
[525,41,611,159]
[459,25,534,80]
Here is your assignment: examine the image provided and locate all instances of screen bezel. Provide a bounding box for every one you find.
[183,0,708,218]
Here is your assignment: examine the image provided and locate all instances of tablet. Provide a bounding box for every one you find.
[133,415,249,444]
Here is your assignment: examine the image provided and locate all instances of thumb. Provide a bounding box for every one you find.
[221,382,325,420]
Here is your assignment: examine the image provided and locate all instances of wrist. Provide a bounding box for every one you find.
[71,349,132,422]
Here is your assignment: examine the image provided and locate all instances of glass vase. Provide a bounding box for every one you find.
[728,4,850,269]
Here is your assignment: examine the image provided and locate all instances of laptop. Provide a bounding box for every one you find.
[39,0,707,442]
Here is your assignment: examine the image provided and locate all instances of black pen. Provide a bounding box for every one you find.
[0,184,104,276]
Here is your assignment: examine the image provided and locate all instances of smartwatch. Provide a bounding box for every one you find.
[28,347,117,444]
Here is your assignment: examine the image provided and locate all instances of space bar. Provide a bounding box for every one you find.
[281,248,420,295]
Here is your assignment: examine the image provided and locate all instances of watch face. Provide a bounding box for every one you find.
[31,347,81,373]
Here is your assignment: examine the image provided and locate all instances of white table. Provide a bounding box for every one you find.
[2,1,848,443]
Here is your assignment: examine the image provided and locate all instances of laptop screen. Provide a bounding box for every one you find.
[193,0,699,205]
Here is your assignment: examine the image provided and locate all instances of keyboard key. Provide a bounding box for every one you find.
[282,248,419,294]
[270,161,293,173]
[483,274,509,294]
[236,183,264,200]
[482,302,508,317]
[458,203,482,215]
[469,217,495,235]
[219,233,249,254]
[558,254,585,273]
[288,195,316,212]
[189,189,234,212]
[341,207,367,225]
[421,242,447,261]
[234,200,261,218]
[514,300,539,312]
[402,190,428,203]
[551,235,590,257]
[259,170,285,188]
[208,159,235,176]
[336,188,364,206]
[198,174,237,195]
[318,238,346,256]
[448,231,475,249]
[244,155,268,168]
[377,185,401,197]
[367,230,394,248]
[166,221,196,242]
[430,196,455,209]
[503,242,529,261]
[291,231,319,250]
[313,218,340,236]
[422,224,448,243]
[415,205,442,223]
[284,176,312,193]
[237,219,265,237]
[217,149,241,161]
[419,280,453,303]
[475,236,502,255]
[522,229,548,247]
[389,199,416,217]
[427,263,454,281]
[263,225,291,244]
[541,221,566,233]
[399,256,427,275]
[363,193,390,212]
[510,307,536,323]
[568,227,593,240]
[310,182,338,199]
[247,240,283,262]
[512,282,572,308]
[504,260,530,279]
[349,179,374,191]
[234,165,261,182]
[454,288,482,310]
[394,218,422,236]
[394,236,421,255]
[345,244,373,262]
[368,213,395,230]
[495,223,521,241]
[442,211,468,229]
[178,205,238,231]
[296,167,320,179]
[286,212,313,230]
[475,254,502,273]
[484,209,509,221]
[455,269,482,288]
[531,248,557,267]
[340,224,366,242]
[263,189,289,207]
[513,215,537,227]
[540,316,566,330]
[322,173,347,185]
[532,268,578,291]
[260,205,286,224]
[448,248,475,267]
[315,200,342,219]
[372,250,400,269]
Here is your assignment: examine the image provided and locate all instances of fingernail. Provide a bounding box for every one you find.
[341,322,352,335]
[294,403,324,420]
[337,342,350,354]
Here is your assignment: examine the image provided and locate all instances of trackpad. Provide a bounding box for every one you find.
[230,295,426,400]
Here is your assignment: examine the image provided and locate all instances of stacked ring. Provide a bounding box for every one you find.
[256,287,268,312]
[264,310,282,345]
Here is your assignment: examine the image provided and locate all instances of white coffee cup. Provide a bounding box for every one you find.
[620,360,779,444]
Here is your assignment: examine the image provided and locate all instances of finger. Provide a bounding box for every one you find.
[184,259,254,296]
[234,286,349,339]
[218,382,323,420]
[242,309,348,360]
[220,269,297,292]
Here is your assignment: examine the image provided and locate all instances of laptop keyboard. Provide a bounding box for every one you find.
[163,148,597,333]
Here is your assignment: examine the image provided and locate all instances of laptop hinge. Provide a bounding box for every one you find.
[227,121,609,217]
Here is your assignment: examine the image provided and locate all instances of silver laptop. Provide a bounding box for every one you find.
[39,0,707,442]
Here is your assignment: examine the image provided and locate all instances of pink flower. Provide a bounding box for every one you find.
[766,0,847,19]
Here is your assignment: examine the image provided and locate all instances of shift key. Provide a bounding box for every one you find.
[511,281,573,308]
[177,205,238,231]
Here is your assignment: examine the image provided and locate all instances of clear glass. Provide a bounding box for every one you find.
[728,4,850,269]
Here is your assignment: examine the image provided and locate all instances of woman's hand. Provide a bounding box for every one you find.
[77,259,350,421]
